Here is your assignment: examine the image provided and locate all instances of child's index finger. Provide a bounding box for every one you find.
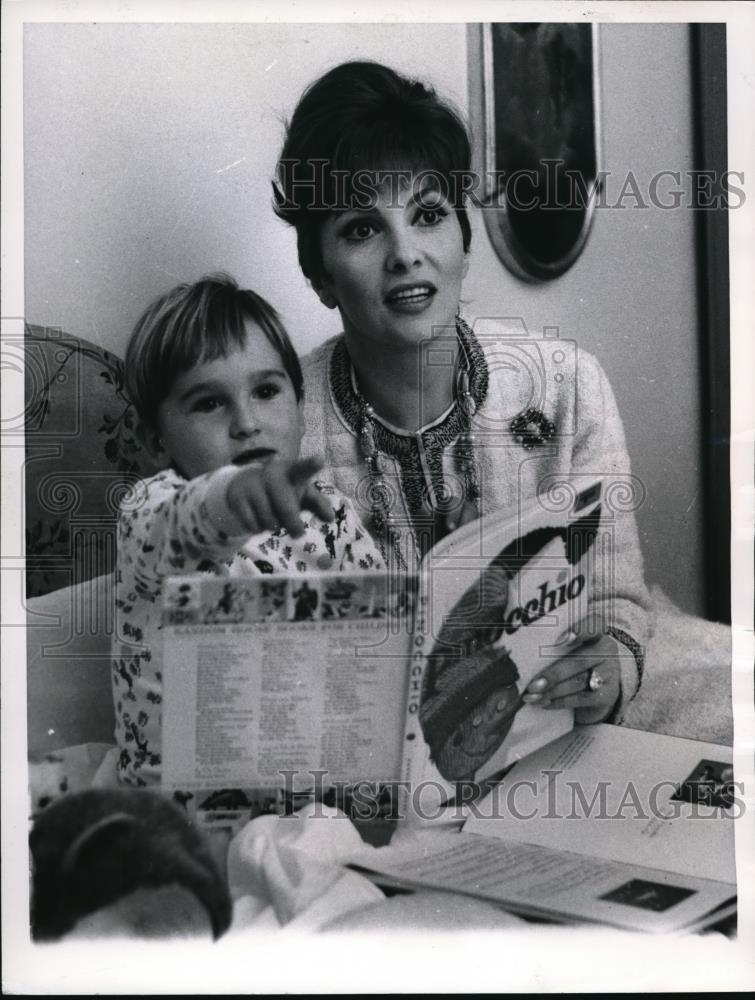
[301,485,335,523]
[286,456,324,489]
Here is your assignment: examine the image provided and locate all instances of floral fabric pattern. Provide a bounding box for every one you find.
[24,325,159,598]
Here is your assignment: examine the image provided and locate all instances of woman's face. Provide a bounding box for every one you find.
[317,177,468,352]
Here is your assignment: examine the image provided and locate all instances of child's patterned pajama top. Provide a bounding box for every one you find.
[113,465,384,785]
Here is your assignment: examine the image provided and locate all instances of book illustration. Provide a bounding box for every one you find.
[291,579,320,621]
[206,582,265,624]
[320,579,356,619]
[163,579,202,624]
[420,561,522,782]
[671,759,736,809]
[259,580,288,621]
[573,479,602,512]
[321,576,389,619]
[419,504,601,782]
[599,878,696,913]
[162,575,405,628]
[491,501,601,573]
[163,577,290,625]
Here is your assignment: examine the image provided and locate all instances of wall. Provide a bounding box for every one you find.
[23,21,704,613]
[463,23,704,614]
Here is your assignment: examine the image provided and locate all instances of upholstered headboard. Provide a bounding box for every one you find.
[24,324,160,598]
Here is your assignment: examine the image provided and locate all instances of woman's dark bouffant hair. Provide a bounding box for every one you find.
[273,61,473,288]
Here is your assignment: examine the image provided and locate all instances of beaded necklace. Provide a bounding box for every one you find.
[350,315,483,567]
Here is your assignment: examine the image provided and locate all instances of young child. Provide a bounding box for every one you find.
[114,274,384,786]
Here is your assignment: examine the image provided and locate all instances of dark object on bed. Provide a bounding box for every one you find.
[29,788,232,941]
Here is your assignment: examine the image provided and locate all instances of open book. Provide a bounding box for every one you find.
[348,725,738,934]
[160,480,605,809]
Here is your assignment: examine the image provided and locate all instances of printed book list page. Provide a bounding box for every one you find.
[162,618,407,789]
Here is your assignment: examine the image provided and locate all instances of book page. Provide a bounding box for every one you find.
[349,830,736,934]
[402,480,605,799]
[463,724,737,884]
[161,574,411,790]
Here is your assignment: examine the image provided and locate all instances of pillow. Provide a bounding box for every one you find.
[24,324,161,597]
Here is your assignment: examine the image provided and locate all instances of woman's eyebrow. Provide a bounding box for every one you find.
[334,205,379,221]
[409,181,447,206]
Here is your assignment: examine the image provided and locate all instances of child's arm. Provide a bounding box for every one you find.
[119,459,334,586]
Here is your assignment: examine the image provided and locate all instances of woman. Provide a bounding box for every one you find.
[273,60,651,739]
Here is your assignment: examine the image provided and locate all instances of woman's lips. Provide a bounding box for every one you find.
[385,283,436,312]
[232,448,276,466]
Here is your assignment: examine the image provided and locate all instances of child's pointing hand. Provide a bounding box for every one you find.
[287,456,337,526]
[225,456,335,539]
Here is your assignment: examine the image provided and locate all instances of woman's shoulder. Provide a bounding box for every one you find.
[300,333,344,377]
[300,334,345,418]
[470,316,602,367]
[469,317,609,409]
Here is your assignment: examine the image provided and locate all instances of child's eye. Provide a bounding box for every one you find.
[255,382,281,401]
[192,396,223,413]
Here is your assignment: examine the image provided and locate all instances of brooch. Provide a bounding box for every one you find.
[510,408,557,450]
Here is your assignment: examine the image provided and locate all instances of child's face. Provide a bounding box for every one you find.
[154,321,304,480]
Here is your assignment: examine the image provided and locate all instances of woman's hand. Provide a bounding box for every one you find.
[522,621,624,724]
[225,456,335,539]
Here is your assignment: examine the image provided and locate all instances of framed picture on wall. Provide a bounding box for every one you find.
[469,22,602,282]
